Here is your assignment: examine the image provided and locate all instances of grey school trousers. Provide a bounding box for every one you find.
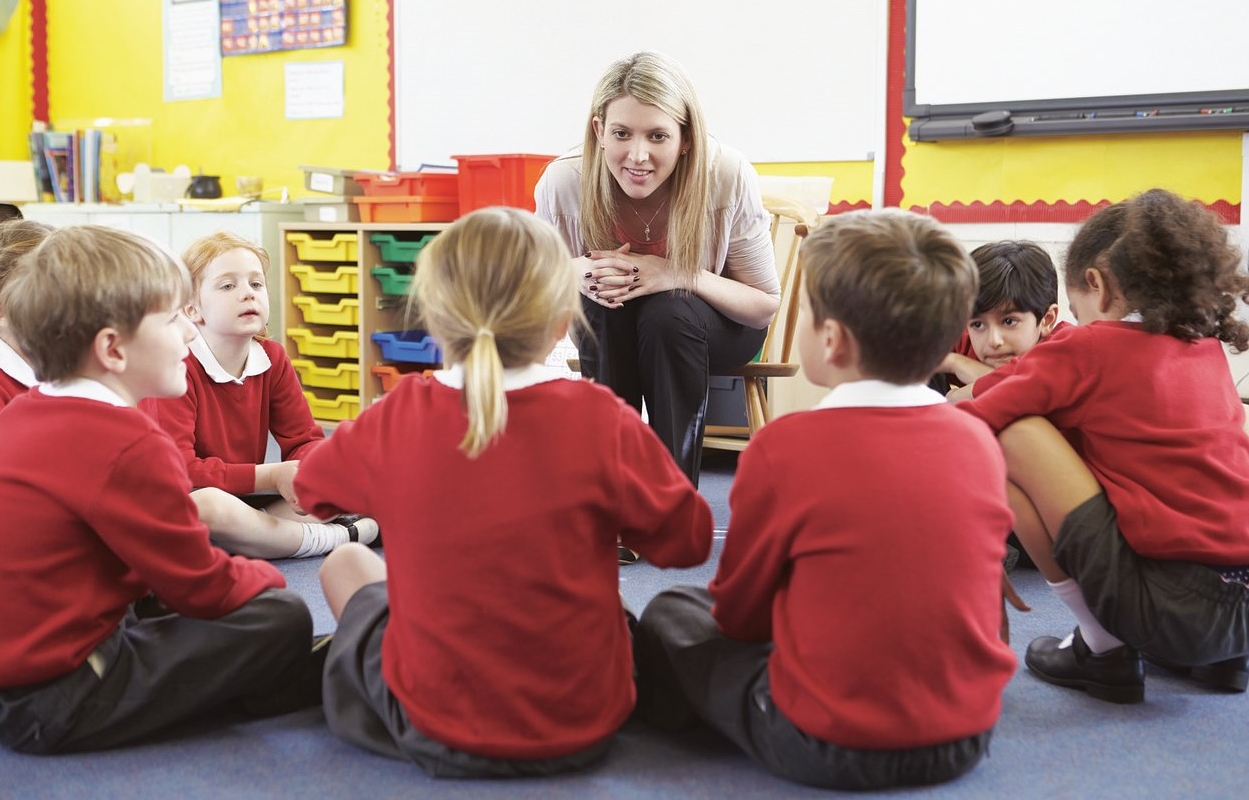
[576,291,766,486]
[633,585,992,791]
[0,588,314,754]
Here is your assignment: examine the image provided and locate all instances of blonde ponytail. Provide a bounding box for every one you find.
[409,208,584,459]
[461,327,506,457]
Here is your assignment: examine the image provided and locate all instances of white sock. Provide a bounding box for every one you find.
[1047,578,1126,654]
[292,521,351,558]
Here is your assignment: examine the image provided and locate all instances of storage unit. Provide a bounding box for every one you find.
[371,363,431,393]
[352,171,460,223]
[280,221,452,424]
[451,153,555,213]
[354,195,458,223]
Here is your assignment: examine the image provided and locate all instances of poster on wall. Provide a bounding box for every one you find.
[165,0,223,101]
[219,0,347,56]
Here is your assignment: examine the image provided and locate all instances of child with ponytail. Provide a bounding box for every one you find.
[961,188,1249,704]
[294,207,712,775]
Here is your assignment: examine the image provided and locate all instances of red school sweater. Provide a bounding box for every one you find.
[710,403,1017,750]
[295,373,713,759]
[143,338,323,495]
[964,321,1249,562]
[0,390,285,687]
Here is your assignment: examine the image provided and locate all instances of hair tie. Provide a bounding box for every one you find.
[475,328,495,340]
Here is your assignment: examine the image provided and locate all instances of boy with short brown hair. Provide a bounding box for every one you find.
[634,209,1017,791]
[0,226,319,754]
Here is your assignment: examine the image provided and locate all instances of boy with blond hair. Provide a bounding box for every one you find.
[634,210,1017,791]
[0,226,320,754]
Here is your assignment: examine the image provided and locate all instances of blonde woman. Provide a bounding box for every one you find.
[536,51,779,487]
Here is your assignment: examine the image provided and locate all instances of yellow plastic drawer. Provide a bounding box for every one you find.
[303,391,360,422]
[285,232,359,262]
[286,328,360,359]
[291,358,361,391]
[289,264,359,295]
[292,295,360,326]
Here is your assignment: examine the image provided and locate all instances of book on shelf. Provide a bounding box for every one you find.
[28,128,102,203]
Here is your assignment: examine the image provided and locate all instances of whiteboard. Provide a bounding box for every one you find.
[394,0,886,167]
[908,0,1249,113]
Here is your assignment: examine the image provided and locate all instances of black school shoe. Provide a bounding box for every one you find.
[1026,627,1145,704]
[618,545,640,566]
[1145,653,1249,693]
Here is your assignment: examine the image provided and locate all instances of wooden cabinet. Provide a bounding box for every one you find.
[279,222,451,424]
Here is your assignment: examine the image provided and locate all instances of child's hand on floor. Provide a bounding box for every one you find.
[1000,569,1031,644]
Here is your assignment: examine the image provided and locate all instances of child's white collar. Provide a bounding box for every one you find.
[433,362,567,390]
[38,378,129,407]
[815,379,945,410]
[0,338,37,388]
[189,334,271,384]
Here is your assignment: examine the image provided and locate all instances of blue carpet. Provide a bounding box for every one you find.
[4,452,1246,797]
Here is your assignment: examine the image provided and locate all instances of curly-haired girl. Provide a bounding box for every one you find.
[961,188,1249,704]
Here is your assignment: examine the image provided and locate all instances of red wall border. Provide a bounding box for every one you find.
[385,1,396,171]
[29,0,48,123]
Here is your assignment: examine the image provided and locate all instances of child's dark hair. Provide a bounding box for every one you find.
[800,209,977,384]
[969,241,1057,320]
[1065,188,1249,351]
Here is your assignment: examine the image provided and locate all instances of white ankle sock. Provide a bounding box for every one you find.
[1047,578,1125,654]
[292,521,350,558]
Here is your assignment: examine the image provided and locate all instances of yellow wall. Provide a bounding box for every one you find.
[755,161,874,208]
[0,0,34,160]
[901,129,1242,209]
[39,0,390,199]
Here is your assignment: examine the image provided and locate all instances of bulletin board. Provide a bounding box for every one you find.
[905,0,1249,140]
[393,0,888,168]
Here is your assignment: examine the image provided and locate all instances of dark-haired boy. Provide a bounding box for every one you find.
[633,210,1017,791]
[0,226,320,754]
[935,240,1065,400]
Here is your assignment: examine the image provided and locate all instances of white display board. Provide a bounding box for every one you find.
[909,0,1249,113]
[394,0,887,167]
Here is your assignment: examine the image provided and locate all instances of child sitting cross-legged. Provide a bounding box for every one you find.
[0,226,321,754]
[960,188,1249,703]
[632,209,1017,791]
[295,207,713,776]
[143,231,376,559]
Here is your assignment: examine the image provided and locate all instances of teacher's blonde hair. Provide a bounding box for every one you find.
[409,208,581,457]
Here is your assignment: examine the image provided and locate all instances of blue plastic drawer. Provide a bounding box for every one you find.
[371,330,443,364]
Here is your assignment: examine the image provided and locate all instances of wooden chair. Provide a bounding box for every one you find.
[703,195,818,451]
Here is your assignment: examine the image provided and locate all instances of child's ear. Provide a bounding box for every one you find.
[1039,304,1060,335]
[183,303,204,326]
[825,319,859,369]
[93,327,127,375]
[1082,267,1118,313]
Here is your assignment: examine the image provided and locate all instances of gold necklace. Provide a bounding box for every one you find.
[626,195,669,242]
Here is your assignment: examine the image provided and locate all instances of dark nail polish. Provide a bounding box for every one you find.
[582,251,591,258]
[584,272,592,278]
[633,276,640,282]
[632,266,639,273]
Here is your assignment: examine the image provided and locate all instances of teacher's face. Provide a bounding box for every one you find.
[593,95,685,202]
